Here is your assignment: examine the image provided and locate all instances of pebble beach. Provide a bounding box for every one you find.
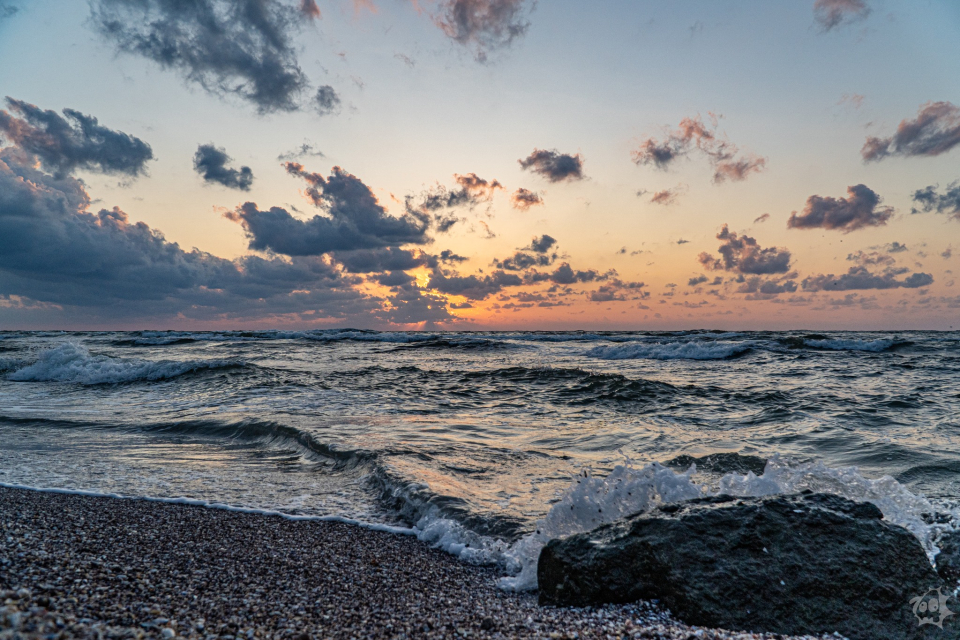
[0,487,841,640]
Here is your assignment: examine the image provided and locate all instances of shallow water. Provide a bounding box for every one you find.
[1,330,959,587]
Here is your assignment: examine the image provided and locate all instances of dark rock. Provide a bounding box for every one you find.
[936,530,960,585]
[538,492,949,640]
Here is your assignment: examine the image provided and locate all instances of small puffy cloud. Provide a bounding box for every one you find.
[911,181,960,221]
[862,102,960,162]
[0,98,153,178]
[493,235,557,270]
[688,274,709,286]
[518,148,584,183]
[787,184,893,232]
[226,163,430,256]
[588,279,645,303]
[802,266,933,291]
[314,86,342,117]
[813,0,870,31]
[526,262,610,285]
[737,277,798,300]
[632,114,765,184]
[527,234,556,253]
[193,144,253,190]
[433,0,532,61]
[698,225,792,275]
[91,0,309,113]
[884,241,909,253]
[511,187,543,210]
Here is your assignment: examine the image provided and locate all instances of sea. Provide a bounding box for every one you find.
[1,329,958,589]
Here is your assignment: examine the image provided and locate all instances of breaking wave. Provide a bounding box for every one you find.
[7,342,244,384]
[586,341,753,360]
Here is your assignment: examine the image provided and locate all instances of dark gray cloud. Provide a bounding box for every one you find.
[885,241,909,253]
[227,163,431,256]
[698,225,792,275]
[193,144,253,190]
[911,181,960,221]
[632,115,765,184]
[787,184,893,232]
[518,148,584,183]
[737,277,798,299]
[813,0,870,31]
[846,250,895,267]
[526,263,610,285]
[314,85,341,116]
[802,266,933,291]
[527,234,556,253]
[688,275,709,286]
[862,102,960,162]
[754,213,770,224]
[335,247,428,273]
[433,0,532,62]
[91,0,309,113]
[0,146,375,321]
[511,187,543,210]
[0,98,153,178]
[427,268,522,300]
[588,279,645,302]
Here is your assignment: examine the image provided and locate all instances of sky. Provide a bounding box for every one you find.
[0,0,958,330]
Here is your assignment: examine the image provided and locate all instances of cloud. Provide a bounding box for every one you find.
[299,0,320,19]
[518,148,585,183]
[277,142,324,161]
[688,275,708,286]
[588,278,645,302]
[911,181,960,221]
[406,173,503,232]
[846,250,895,267]
[334,247,428,273]
[0,2,18,20]
[802,266,934,291]
[226,163,431,255]
[813,0,870,31]
[0,146,376,321]
[91,0,309,113]
[314,85,341,116]
[862,102,960,162]
[754,213,770,224]
[511,187,543,210]
[649,186,683,205]
[193,144,253,190]
[526,263,611,285]
[737,276,798,300]
[527,234,556,253]
[698,224,792,275]
[433,0,532,62]
[884,241,909,253]
[632,114,766,183]
[787,184,893,232]
[0,98,153,178]
[427,268,522,300]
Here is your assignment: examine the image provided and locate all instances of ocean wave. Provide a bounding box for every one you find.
[6,342,244,384]
[803,338,901,352]
[586,341,753,360]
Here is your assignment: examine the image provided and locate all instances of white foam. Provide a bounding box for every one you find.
[493,455,954,591]
[804,338,896,352]
[7,342,241,384]
[586,341,752,360]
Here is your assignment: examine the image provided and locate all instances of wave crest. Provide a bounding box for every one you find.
[586,341,753,360]
[7,342,244,384]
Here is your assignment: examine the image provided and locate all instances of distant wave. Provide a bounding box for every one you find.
[7,342,244,384]
[586,341,753,360]
[804,338,901,352]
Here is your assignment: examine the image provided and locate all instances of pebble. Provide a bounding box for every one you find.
[0,487,843,639]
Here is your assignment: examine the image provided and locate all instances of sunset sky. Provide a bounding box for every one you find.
[1,0,958,330]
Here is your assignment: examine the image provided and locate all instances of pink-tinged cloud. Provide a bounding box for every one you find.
[862,102,960,162]
[511,187,543,210]
[788,184,893,232]
[434,0,531,61]
[632,114,766,184]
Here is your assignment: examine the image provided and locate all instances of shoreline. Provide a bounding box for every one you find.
[0,486,836,639]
